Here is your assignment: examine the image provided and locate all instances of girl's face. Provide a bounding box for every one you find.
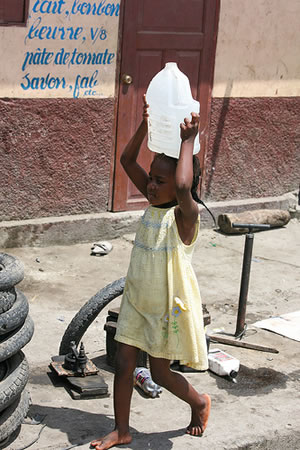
[147,156,177,207]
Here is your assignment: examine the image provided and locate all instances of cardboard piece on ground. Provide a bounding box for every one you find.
[253,310,300,341]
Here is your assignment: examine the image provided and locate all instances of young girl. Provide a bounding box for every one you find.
[91,97,211,450]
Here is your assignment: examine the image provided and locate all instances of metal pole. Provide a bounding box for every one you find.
[234,232,254,337]
[231,223,270,338]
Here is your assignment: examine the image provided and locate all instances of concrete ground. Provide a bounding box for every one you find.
[1,219,300,449]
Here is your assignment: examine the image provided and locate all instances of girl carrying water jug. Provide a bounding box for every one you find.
[91,94,211,450]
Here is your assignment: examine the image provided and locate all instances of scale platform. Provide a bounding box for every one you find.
[50,355,109,400]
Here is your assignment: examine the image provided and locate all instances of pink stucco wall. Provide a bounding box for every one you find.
[0,98,115,221]
[1,96,299,222]
[204,97,300,201]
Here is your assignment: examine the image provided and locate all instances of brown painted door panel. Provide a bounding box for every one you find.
[0,0,27,24]
[112,0,219,211]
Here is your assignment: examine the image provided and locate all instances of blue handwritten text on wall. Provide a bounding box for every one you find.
[22,48,115,71]
[32,0,66,14]
[21,73,67,90]
[25,17,83,42]
[31,0,120,17]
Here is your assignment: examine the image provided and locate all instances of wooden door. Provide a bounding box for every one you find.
[112,0,220,211]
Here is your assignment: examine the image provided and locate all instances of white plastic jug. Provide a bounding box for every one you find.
[208,348,240,382]
[146,62,200,159]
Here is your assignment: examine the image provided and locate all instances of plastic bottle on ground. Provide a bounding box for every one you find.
[133,367,162,398]
[208,348,240,382]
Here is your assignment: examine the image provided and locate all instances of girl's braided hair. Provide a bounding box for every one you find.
[191,155,201,203]
[154,153,216,226]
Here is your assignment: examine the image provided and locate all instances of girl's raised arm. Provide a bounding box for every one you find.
[120,96,149,198]
[175,113,200,238]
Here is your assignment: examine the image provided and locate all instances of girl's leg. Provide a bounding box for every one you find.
[91,343,140,450]
[149,356,211,436]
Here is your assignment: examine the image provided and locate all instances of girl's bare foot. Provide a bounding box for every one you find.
[186,393,211,436]
[90,430,132,450]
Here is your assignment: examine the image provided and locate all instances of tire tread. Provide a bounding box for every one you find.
[59,277,125,355]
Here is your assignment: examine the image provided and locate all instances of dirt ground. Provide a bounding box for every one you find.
[1,219,300,449]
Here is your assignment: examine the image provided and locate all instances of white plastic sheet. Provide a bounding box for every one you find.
[253,311,300,342]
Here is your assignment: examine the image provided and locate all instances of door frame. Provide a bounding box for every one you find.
[196,0,220,197]
[108,0,126,211]
[109,0,220,211]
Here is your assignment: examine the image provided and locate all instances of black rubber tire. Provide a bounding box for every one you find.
[0,351,29,413]
[0,389,30,443]
[0,316,34,363]
[59,277,126,355]
[0,254,24,290]
[0,290,29,336]
[0,288,17,315]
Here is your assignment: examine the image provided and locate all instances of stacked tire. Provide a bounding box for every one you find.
[0,253,34,443]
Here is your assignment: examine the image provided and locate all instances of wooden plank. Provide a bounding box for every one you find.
[209,335,279,354]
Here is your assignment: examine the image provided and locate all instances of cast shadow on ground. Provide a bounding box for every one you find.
[20,404,185,450]
[92,354,115,375]
[208,364,289,397]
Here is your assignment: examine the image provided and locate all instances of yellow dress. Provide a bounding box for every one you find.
[115,205,208,370]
